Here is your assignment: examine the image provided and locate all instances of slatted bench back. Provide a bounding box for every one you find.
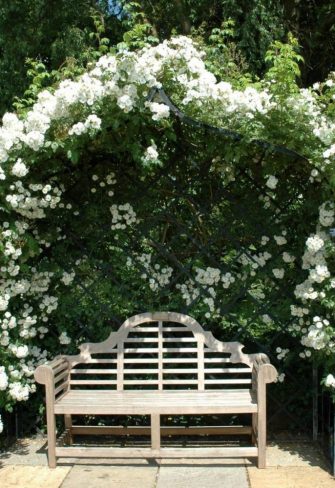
[66,312,253,391]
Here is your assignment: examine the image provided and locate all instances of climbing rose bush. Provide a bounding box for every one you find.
[0,36,335,431]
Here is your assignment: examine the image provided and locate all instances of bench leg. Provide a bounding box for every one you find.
[252,413,257,445]
[151,414,160,451]
[64,414,73,445]
[257,411,266,468]
[46,408,57,468]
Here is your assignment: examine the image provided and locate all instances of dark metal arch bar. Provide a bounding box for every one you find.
[152,87,309,163]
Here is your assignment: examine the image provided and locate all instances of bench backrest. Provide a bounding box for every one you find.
[66,312,254,391]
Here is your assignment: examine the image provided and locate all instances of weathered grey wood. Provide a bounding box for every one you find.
[54,370,69,383]
[151,414,160,450]
[197,335,205,390]
[71,425,252,436]
[256,362,277,468]
[117,341,124,391]
[71,369,118,374]
[53,363,68,376]
[252,413,257,445]
[158,321,163,390]
[53,388,256,400]
[34,311,277,469]
[69,380,118,385]
[64,312,256,368]
[55,446,258,458]
[54,381,68,395]
[34,365,57,468]
[64,414,73,445]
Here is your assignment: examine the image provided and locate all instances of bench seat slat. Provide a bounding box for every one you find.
[69,379,252,385]
[54,390,257,414]
[63,388,250,395]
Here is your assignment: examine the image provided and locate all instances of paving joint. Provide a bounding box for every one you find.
[59,465,73,488]
[154,462,160,488]
[245,461,252,488]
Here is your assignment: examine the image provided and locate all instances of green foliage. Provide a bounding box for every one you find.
[12,60,53,113]
[218,0,286,74]
[117,0,335,85]
[118,0,285,74]
[194,19,253,88]
[12,9,118,115]
[0,0,123,116]
[120,23,159,50]
[265,34,304,96]
[1,0,335,119]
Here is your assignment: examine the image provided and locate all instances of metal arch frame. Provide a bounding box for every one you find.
[150,87,309,163]
[8,85,335,472]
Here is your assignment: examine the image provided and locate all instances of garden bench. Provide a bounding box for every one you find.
[34,312,277,468]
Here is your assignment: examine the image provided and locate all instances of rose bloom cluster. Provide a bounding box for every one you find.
[290,202,335,373]
[177,267,236,319]
[127,253,173,292]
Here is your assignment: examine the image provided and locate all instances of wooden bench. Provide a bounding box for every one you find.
[34,312,277,468]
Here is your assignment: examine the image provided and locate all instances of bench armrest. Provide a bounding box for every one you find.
[34,356,70,402]
[250,353,277,405]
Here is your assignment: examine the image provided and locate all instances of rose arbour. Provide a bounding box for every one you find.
[0,36,335,432]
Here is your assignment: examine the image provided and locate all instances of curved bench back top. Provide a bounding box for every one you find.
[65,312,254,391]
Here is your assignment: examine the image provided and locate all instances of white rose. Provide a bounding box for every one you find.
[325,374,335,388]
[15,345,29,358]
[12,159,29,177]
[266,175,278,189]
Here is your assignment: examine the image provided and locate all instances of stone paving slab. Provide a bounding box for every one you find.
[1,438,328,467]
[247,466,335,488]
[0,438,48,466]
[0,465,70,488]
[156,465,249,488]
[266,442,329,468]
[1,436,334,488]
[61,465,158,488]
[158,457,247,465]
